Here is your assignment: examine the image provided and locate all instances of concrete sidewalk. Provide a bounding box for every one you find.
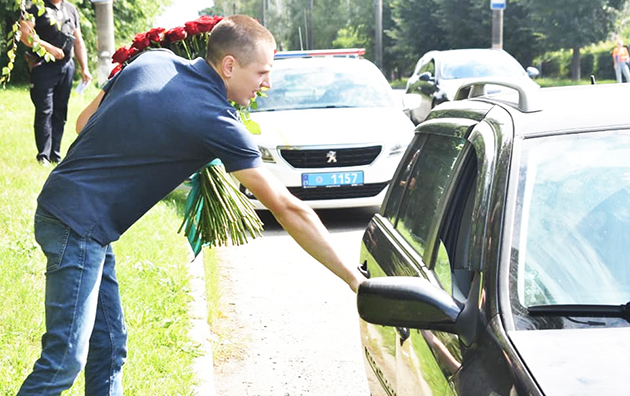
[187,251,217,396]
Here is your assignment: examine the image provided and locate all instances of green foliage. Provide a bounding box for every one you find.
[1,0,170,86]
[389,0,445,74]
[516,0,625,49]
[6,0,628,84]
[533,40,623,82]
[111,0,172,45]
[1,0,54,85]
[333,25,370,50]
[388,0,543,77]
[514,0,628,79]
[184,0,630,82]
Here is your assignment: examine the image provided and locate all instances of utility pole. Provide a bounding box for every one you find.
[261,0,266,26]
[374,0,382,70]
[306,0,314,50]
[90,0,115,86]
[490,0,505,49]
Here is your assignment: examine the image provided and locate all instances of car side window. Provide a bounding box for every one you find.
[432,151,477,300]
[433,242,453,294]
[393,133,468,260]
[383,134,426,222]
[420,59,435,76]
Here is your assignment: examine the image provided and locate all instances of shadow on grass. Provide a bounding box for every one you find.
[162,188,189,218]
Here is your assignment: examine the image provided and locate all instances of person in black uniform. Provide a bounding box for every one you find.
[20,0,91,165]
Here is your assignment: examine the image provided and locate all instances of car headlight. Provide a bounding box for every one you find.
[258,146,275,163]
[389,142,407,156]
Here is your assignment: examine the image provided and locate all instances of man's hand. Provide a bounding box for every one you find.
[49,46,65,60]
[81,68,92,83]
[19,19,64,60]
[348,271,368,293]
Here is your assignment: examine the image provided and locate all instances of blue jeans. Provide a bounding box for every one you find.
[615,61,630,83]
[18,210,127,395]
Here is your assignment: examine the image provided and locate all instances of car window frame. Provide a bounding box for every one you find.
[431,149,478,300]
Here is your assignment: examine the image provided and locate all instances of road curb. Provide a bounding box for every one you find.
[187,251,217,396]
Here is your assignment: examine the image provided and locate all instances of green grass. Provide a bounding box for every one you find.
[0,84,213,395]
[534,77,616,87]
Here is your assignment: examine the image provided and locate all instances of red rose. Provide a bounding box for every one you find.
[127,47,139,59]
[165,26,187,43]
[184,20,200,36]
[112,46,132,64]
[132,32,150,50]
[196,15,222,33]
[146,27,166,43]
[108,63,123,79]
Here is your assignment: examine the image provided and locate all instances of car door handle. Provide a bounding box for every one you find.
[358,261,370,279]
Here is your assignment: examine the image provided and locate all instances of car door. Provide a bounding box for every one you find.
[359,118,478,395]
[394,114,521,396]
[391,130,478,396]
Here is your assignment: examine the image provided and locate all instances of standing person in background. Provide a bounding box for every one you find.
[20,0,91,166]
[612,39,630,83]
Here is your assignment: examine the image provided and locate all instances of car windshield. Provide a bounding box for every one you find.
[511,130,630,309]
[253,61,396,111]
[439,51,526,80]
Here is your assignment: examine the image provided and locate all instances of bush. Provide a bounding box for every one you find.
[580,52,594,78]
[536,49,571,79]
[534,40,625,82]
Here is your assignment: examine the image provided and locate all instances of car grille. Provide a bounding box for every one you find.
[287,182,389,201]
[279,146,382,168]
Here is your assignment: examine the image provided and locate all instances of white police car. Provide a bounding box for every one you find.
[240,49,415,210]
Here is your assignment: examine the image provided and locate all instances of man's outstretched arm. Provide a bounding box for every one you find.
[233,166,366,293]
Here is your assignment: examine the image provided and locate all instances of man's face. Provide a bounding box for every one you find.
[227,43,274,107]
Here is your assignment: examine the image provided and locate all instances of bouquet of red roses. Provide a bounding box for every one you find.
[110,15,264,256]
[109,15,222,78]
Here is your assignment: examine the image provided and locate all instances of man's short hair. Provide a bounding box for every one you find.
[206,15,276,67]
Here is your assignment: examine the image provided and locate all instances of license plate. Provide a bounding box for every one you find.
[302,171,364,187]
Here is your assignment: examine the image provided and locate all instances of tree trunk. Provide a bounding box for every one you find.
[571,46,581,81]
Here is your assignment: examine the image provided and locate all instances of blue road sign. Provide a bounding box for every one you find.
[491,0,506,10]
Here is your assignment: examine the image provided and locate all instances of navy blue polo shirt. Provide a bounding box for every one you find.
[37,50,262,245]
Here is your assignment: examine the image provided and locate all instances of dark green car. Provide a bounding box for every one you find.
[357,80,630,395]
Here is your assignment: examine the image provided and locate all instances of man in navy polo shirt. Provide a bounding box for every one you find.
[19,15,365,395]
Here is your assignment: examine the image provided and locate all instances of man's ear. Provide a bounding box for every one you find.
[221,55,237,78]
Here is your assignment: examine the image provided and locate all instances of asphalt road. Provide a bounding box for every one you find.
[212,207,377,396]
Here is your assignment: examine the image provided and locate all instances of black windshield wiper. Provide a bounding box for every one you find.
[528,302,630,323]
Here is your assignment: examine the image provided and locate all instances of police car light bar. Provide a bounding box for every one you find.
[274,48,366,59]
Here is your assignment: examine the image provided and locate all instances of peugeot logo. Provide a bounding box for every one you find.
[326,151,337,163]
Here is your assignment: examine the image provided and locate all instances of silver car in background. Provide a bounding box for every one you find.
[403,48,539,124]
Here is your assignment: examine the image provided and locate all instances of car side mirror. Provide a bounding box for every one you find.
[526,66,540,79]
[357,276,477,345]
[418,71,434,82]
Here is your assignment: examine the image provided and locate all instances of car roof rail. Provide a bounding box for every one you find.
[274,48,366,59]
[454,78,541,113]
